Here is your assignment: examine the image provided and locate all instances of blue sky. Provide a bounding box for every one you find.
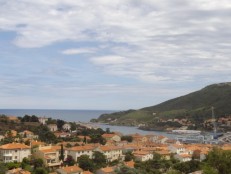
[1,0,231,110]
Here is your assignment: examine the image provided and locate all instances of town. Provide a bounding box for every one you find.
[0,114,230,174]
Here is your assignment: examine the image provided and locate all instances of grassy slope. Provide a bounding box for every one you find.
[96,82,231,123]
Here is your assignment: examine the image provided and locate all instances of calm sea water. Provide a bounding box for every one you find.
[0,109,115,122]
[0,109,175,138]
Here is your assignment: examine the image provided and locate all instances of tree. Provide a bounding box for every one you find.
[32,158,43,169]
[77,155,94,171]
[93,151,107,169]
[57,119,65,130]
[65,155,75,166]
[33,167,48,174]
[205,147,231,174]
[124,151,134,162]
[202,165,218,174]
[0,162,7,174]
[59,144,64,161]
[90,134,106,145]
[121,136,133,142]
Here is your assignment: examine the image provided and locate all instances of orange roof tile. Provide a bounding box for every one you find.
[61,166,83,173]
[0,143,30,150]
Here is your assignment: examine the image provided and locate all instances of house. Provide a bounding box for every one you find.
[97,146,124,162]
[0,143,31,163]
[33,145,63,167]
[168,144,186,154]
[174,154,192,162]
[0,135,4,141]
[19,130,38,139]
[66,145,97,161]
[62,123,71,131]
[48,124,58,132]
[54,132,71,138]
[133,150,153,161]
[124,160,135,168]
[155,150,171,160]
[102,134,121,142]
[56,165,83,174]
[96,166,116,174]
[38,117,48,125]
[131,133,148,143]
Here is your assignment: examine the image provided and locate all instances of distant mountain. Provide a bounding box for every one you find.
[93,82,231,129]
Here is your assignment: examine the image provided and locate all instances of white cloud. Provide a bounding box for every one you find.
[61,48,96,55]
[1,0,231,84]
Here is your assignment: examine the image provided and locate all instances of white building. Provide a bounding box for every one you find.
[133,150,153,162]
[33,145,63,167]
[66,145,96,161]
[168,144,186,154]
[0,143,31,163]
[48,124,58,132]
[97,146,124,162]
[62,123,71,131]
[38,117,48,125]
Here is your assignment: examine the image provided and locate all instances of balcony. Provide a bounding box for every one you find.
[3,153,13,157]
[47,162,62,167]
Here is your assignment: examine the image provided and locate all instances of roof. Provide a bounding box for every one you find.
[69,145,96,151]
[100,166,114,173]
[99,145,122,151]
[7,168,31,174]
[0,143,30,150]
[102,133,118,138]
[83,171,93,174]
[124,160,135,168]
[58,166,83,173]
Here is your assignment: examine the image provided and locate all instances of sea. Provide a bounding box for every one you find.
[0,109,174,138]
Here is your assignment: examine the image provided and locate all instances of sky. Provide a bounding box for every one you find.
[0,0,231,110]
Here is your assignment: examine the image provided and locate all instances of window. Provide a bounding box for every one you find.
[15,150,17,152]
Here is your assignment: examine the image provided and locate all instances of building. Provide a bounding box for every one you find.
[66,145,97,161]
[133,150,153,161]
[0,143,31,163]
[174,154,192,162]
[97,146,124,162]
[38,117,48,125]
[96,166,116,174]
[19,130,38,139]
[48,124,58,132]
[33,145,63,167]
[168,144,186,154]
[102,134,121,142]
[56,165,83,174]
[62,123,71,131]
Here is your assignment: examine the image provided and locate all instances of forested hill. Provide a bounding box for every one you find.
[92,82,231,126]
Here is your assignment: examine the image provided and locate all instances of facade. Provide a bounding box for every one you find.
[97,146,124,162]
[62,123,71,131]
[38,117,48,125]
[19,130,38,139]
[168,144,186,154]
[0,143,31,163]
[33,145,63,167]
[174,154,192,162]
[133,150,153,161]
[48,124,58,132]
[66,145,96,161]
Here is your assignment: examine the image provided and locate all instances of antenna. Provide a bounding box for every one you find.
[211,106,217,139]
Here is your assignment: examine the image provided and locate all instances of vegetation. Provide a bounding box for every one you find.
[93,82,231,131]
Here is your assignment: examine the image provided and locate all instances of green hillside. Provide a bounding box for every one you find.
[93,82,231,128]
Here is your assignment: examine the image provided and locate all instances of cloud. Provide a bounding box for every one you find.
[61,48,96,55]
[1,0,231,84]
